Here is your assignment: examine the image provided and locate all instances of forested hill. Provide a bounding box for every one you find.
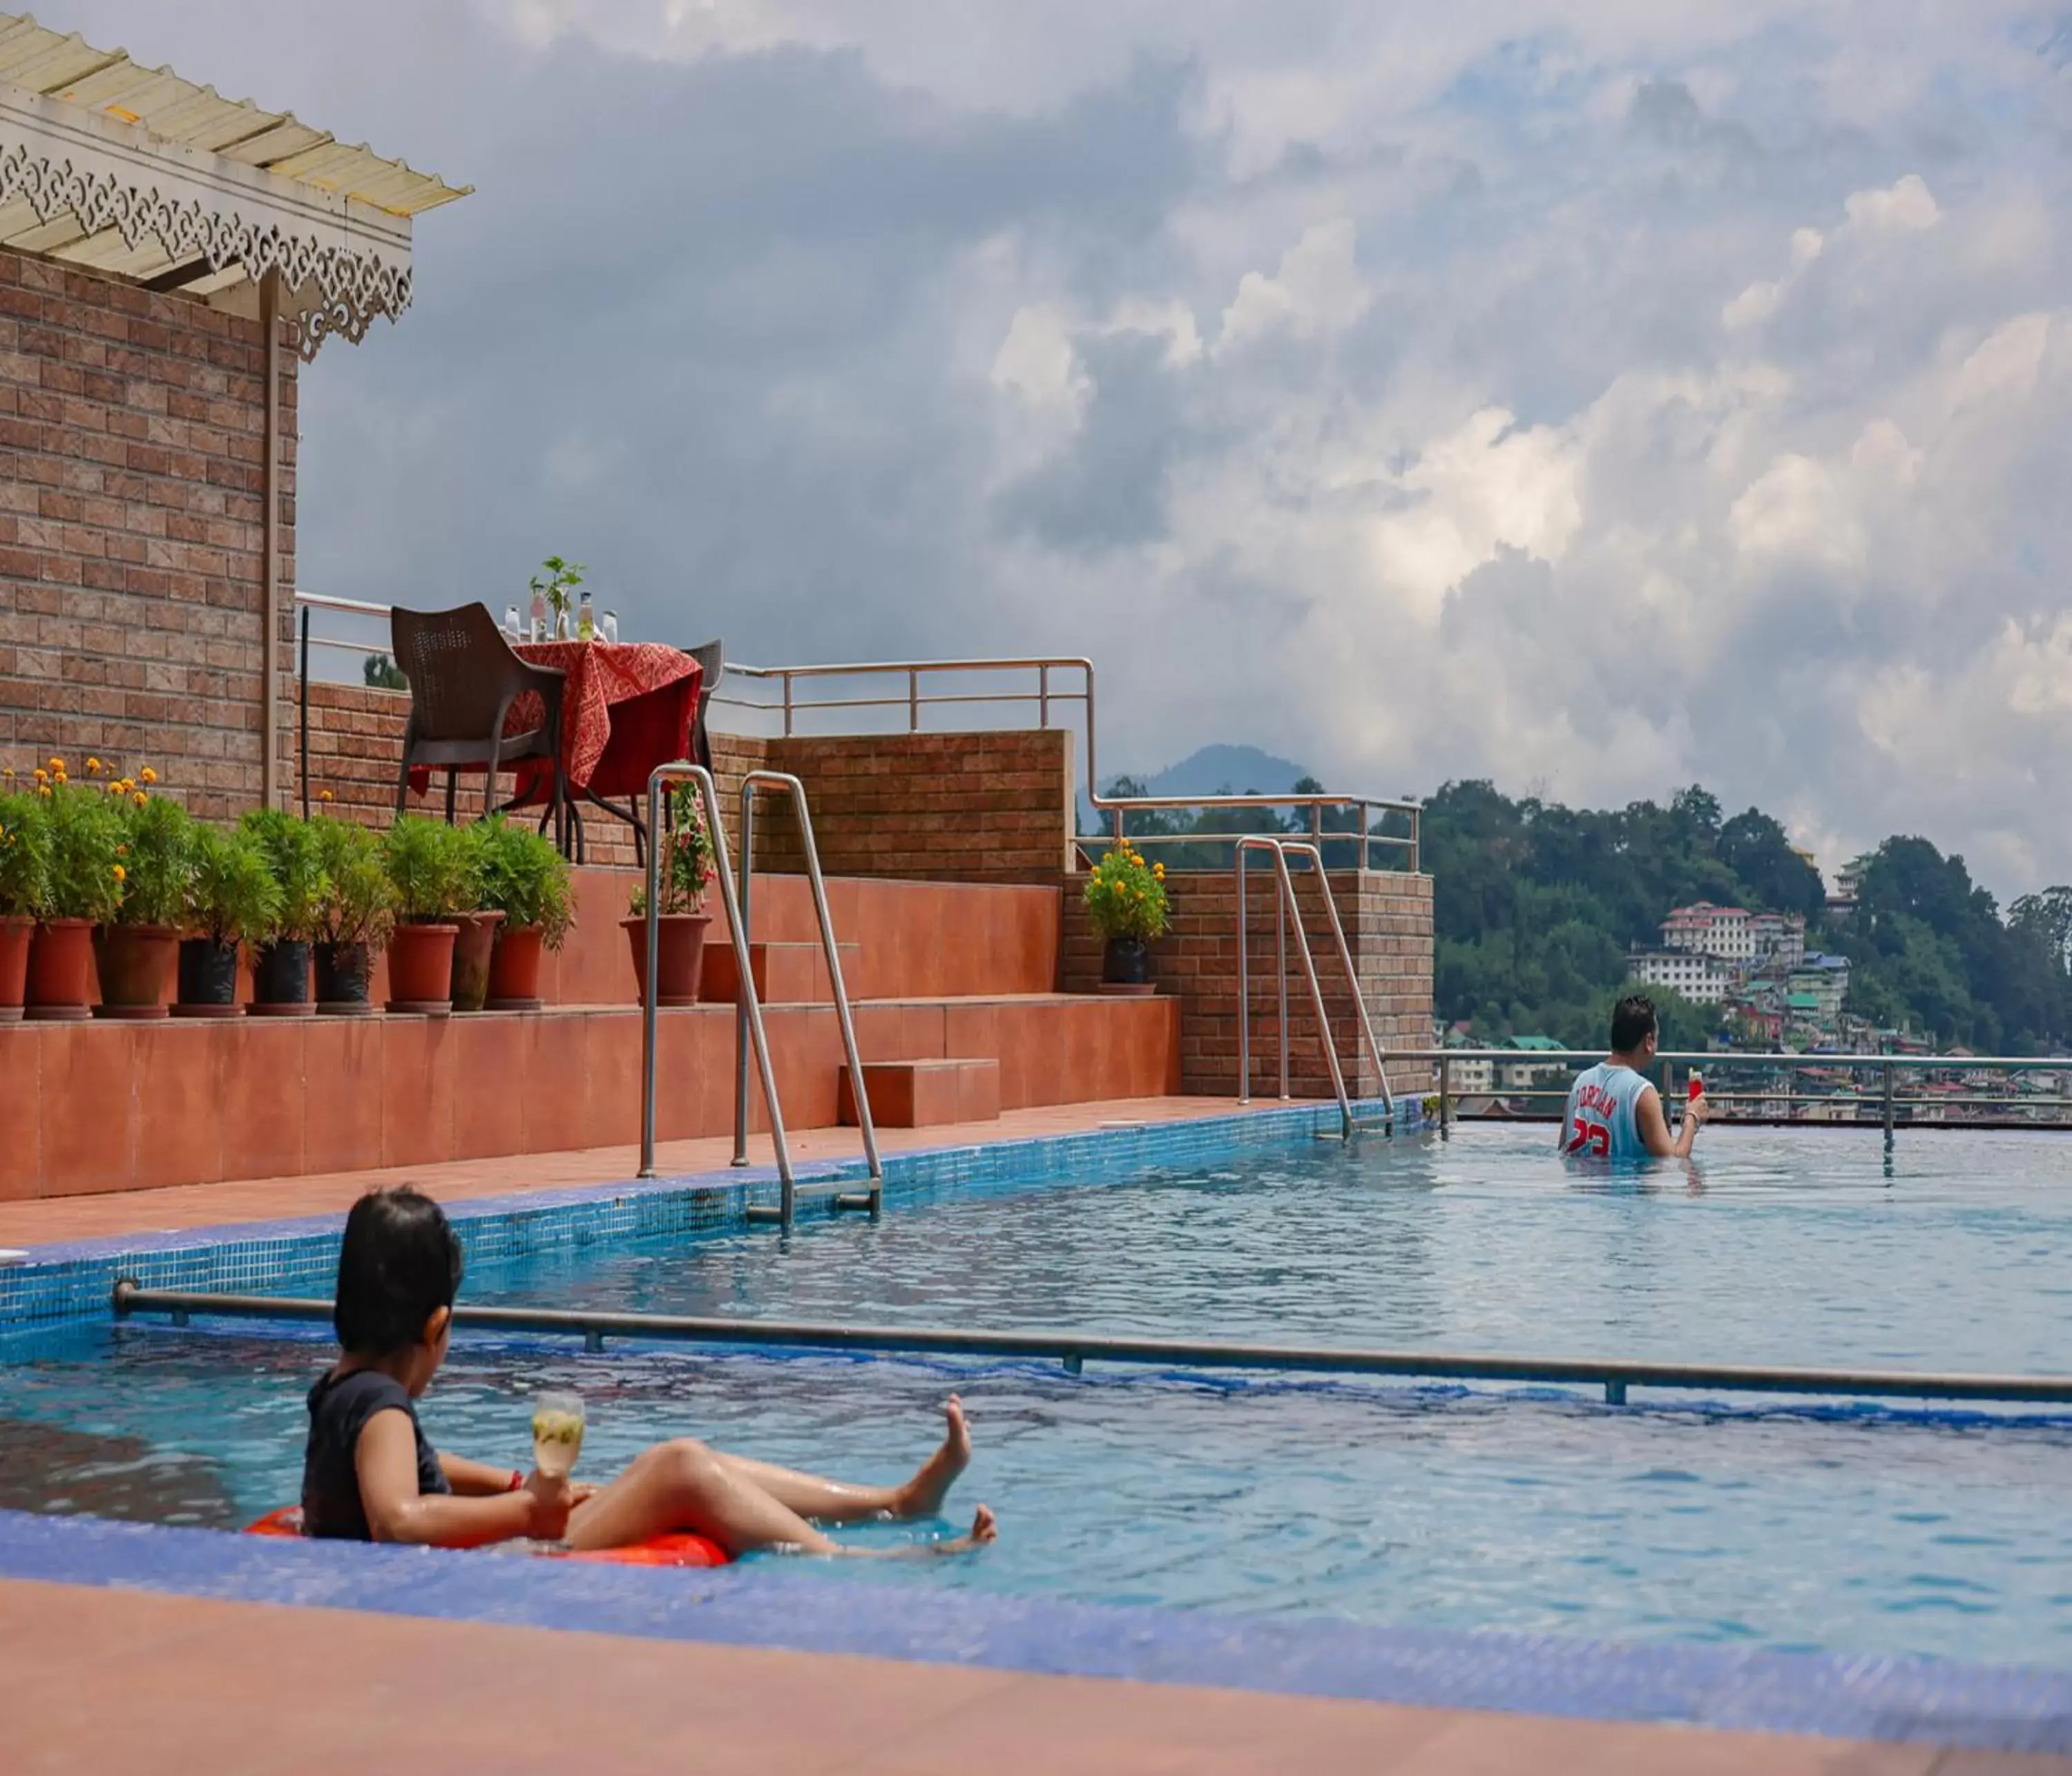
[1425,781,2072,1053]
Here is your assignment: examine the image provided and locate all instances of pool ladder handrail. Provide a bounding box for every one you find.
[1234,836,1393,1139]
[733,768,881,1223]
[637,765,879,1230]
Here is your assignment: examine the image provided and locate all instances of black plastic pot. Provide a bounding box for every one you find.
[1101,937,1152,985]
[314,940,372,1014]
[174,936,242,1019]
[250,938,313,1016]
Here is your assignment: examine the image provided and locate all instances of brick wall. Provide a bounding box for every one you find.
[0,248,294,820]
[291,683,1078,886]
[1063,867,1434,1101]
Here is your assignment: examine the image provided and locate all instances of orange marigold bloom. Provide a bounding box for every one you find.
[111,865,126,882]
[133,791,147,809]
[86,757,102,775]
[319,789,334,802]
[140,766,157,784]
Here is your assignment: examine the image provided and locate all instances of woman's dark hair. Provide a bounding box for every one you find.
[1609,993,1658,1054]
[334,1188,463,1354]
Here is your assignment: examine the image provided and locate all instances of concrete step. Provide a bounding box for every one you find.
[700,940,863,1005]
[838,1058,1001,1129]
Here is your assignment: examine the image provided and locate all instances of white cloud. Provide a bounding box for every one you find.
[1843,172,1941,233]
[1216,219,1370,354]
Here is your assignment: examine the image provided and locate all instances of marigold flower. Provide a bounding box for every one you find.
[37,784,51,798]
[111,865,126,882]
[117,779,134,793]
[86,757,102,775]
[139,766,157,784]
[319,789,334,802]
[133,791,147,809]
[106,782,125,796]
[31,769,44,783]
[48,757,61,771]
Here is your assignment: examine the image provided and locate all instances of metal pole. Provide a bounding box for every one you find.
[1274,853,1289,1101]
[1281,842,1393,1125]
[1439,1054,1451,1137]
[783,672,794,737]
[1883,1060,1896,1150]
[298,602,311,820]
[1038,663,1050,729]
[732,780,755,1168]
[908,668,919,732]
[1273,845,1353,1137]
[641,766,793,1218]
[1236,843,1251,1106]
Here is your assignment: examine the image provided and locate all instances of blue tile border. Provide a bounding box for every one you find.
[0,1097,1417,1331]
[1,1507,2069,1753]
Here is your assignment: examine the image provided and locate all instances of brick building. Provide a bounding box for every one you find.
[0,15,463,815]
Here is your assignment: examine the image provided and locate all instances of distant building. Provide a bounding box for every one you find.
[1633,949,1731,1005]
[1502,1035,1571,1093]
[1787,954,1850,1027]
[1749,911,1807,967]
[1661,903,1754,961]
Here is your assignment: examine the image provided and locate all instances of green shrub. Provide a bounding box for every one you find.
[626,783,713,918]
[311,813,395,946]
[473,815,575,949]
[0,789,50,918]
[186,826,283,945]
[112,791,196,927]
[237,808,329,940]
[381,813,476,920]
[44,778,126,923]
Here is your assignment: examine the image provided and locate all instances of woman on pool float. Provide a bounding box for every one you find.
[300,1186,996,1558]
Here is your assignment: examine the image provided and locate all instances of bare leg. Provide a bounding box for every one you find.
[711,1396,972,1524]
[566,1431,997,1561]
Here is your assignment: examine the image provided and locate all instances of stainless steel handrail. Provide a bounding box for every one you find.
[294,596,1425,873]
[732,769,880,1224]
[1234,838,1394,1138]
[110,1281,2072,1410]
[639,765,792,1203]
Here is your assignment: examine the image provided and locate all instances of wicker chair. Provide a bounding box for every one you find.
[390,602,573,854]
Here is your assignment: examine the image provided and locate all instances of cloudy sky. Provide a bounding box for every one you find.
[55,1,2072,894]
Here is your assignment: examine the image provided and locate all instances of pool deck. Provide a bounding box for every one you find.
[0,1094,1258,1250]
[5,1576,2042,1775]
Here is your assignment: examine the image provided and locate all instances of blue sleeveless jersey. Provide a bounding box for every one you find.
[1560,1062,1656,1164]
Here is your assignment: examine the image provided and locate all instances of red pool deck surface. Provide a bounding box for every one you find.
[0,1095,1258,1250]
[3,1578,2047,1775]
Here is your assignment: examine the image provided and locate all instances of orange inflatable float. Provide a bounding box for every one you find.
[244,1506,731,1568]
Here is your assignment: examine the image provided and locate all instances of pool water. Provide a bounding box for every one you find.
[8,1123,2072,1665]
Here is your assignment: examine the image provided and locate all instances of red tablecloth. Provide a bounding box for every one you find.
[407,640,700,806]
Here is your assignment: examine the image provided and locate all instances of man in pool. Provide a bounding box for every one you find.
[301,1186,997,1558]
[1560,993,1707,1164]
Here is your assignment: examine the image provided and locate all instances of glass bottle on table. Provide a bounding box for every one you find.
[528,586,548,643]
[601,609,619,644]
[577,591,595,641]
[503,604,522,643]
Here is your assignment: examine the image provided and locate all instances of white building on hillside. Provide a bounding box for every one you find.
[1661,903,1755,961]
[1633,949,1731,1005]
[1749,911,1807,967]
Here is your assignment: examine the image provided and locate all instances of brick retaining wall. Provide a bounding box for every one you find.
[0,247,294,820]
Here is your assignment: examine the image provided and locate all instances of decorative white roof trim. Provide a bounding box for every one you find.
[0,79,438,358]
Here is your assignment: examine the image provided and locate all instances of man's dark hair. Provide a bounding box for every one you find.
[1609,993,1658,1054]
[334,1188,463,1354]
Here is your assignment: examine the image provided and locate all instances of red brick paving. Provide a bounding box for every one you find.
[3,1578,2026,1775]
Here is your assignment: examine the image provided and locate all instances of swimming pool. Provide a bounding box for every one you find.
[6,1121,2072,1667]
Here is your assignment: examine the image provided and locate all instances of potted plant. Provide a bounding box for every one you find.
[94,775,195,1019]
[1084,838,1169,995]
[0,780,51,1021]
[445,820,504,1014]
[381,813,473,1014]
[624,782,713,1007]
[239,808,328,1016]
[310,814,394,1016]
[26,760,122,1020]
[178,826,280,1017]
[475,816,573,1010]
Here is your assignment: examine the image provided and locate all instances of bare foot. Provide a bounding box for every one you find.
[894,1395,972,1519]
[930,1504,997,1556]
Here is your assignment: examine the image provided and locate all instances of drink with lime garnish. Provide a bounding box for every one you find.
[531,1389,584,1479]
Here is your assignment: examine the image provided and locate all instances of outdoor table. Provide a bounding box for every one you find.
[408,637,701,820]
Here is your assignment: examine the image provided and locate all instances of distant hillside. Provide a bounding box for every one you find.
[1080,744,1310,830]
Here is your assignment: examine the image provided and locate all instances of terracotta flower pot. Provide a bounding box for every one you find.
[623,913,709,1007]
[175,936,243,1018]
[1099,936,1156,997]
[26,918,96,1021]
[486,923,545,1011]
[387,920,457,1015]
[315,940,374,1016]
[251,939,314,1016]
[450,911,504,1013]
[92,924,178,1019]
[0,914,31,1023]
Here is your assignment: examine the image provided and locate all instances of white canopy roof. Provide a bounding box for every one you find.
[0,12,468,355]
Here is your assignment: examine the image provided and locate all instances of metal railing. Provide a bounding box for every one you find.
[731,769,880,1220]
[1235,838,1393,1137]
[110,1282,2072,1411]
[1410,1048,2072,1143]
[294,595,1426,874]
